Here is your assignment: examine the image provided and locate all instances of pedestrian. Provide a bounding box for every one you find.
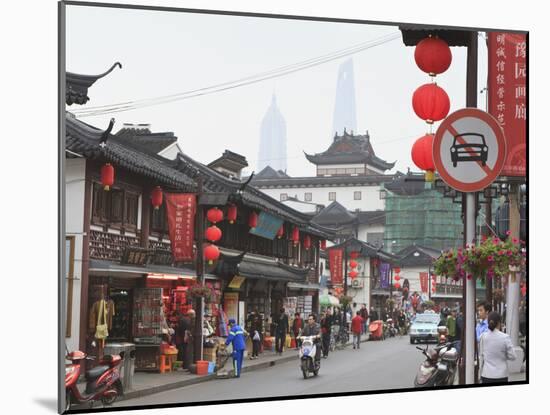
[251,329,261,360]
[225,318,247,378]
[476,301,492,342]
[351,311,363,349]
[292,312,304,349]
[176,309,195,370]
[455,309,464,354]
[320,308,333,358]
[370,306,379,323]
[479,311,516,383]
[397,310,407,335]
[274,307,289,355]
[359,304,369,333]
[446,309,458,343]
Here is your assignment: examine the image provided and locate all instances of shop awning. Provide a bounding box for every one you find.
[287,282,321,291]
[237,260,308,282]
[89,260,198,279]
[319,294,340,306]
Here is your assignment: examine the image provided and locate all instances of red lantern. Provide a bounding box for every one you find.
[372,258,379,267]
[349,260,358,269]
[292,227,300,245]
[349,270,359,279]
[320,240,327,250]
[350,251,360,259]
[412,134,436,182]
[248,211,258,229]
[227,204,237,224]
[207,207,224,224]
[394,282,401,289]
[304,235,311,250]
[394,267,401,274]
[151,186,163,210]
[277,224,285,239]
[394,275,401,281]
[414,36,452,76]
[101,163,115,191]
[205,225,222,242]
[412,83,450,124]
[204,244,220,265]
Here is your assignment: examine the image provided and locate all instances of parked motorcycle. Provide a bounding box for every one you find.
[414,341,459,387]
[385,319,398,338]
[298,335,321,379]
[65,350,124,411]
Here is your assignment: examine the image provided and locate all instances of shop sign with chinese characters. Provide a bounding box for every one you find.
[165,193,197,262]
[488,32,527,177]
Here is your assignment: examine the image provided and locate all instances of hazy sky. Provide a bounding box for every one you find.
[66,4,489,177]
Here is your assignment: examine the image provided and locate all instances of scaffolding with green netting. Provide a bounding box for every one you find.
[383,186,464,254]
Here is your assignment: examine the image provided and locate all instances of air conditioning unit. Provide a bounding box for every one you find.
[351,279,364,288]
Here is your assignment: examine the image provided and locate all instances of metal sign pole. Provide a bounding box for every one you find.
[465,192,476,384]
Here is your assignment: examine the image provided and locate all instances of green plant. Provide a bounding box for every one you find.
[189,284,213,302]
[433,233,526,285]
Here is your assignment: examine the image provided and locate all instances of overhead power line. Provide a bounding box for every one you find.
[72,32,401,118]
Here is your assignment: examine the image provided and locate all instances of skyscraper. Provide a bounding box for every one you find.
[257,94,287,173]
[332,58,357,137]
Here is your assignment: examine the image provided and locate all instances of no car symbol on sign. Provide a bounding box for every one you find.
[433,108,507,193]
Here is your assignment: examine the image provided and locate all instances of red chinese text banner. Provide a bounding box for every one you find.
[488,32,527,177]
[165,193,197,262]
[419,272,429,293]
[329,249,344,286]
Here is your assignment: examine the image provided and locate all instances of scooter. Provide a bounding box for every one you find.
[298,335,321,379]
[65,350,124,411]
[385,319,398,338]
[413,339,459,387]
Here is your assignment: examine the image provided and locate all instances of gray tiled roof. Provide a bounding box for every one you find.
[66,62,122,106]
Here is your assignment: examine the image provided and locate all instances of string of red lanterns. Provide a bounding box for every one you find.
[303,235,311,250]
[291,226,300,245]
[411,35,452,183]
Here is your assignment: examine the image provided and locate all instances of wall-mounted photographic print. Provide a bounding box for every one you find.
[59,1,528,413]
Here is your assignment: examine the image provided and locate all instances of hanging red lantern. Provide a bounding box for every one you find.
[412,83,450,124]
[292,227,300,245]
[227,204,237,224]
[350,251,360,259]
[276,224,285,239]
[394,282,401,289]
[349,260,358,269]
[349,270,359,279]
[101,163,115,191]
[304,235,311,250]
[394,267,401,274]
[394,275,401,281]
[151,186,163,210]
[412,133,436,182]
[320,240,327,250]
[372,258,379,267]
[204,244,220,265]
[205,225,222,242]
[207,207,224,224]
[414,36,452,76]
[248,211,258,229]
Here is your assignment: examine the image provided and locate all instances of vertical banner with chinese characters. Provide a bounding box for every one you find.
[165,193,197,262]
[328,249,343,286]
[419,272,429,293]
[379,263,390,289]
[488,32,527,177]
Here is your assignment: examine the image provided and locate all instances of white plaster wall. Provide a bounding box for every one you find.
[260,184,385,212]
[357,223,385,243]
[65,158,86,352]
[400,265,430,296]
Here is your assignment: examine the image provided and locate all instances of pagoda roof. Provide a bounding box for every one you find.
[115,127,178,155]
[66,62,122,106]
[304,130,395,171]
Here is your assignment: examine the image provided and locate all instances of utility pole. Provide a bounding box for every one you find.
[194,177,204,363]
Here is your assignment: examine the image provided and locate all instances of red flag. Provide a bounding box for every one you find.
[488,32,527,177]
[165,193,197,262]
[329,249,344,286]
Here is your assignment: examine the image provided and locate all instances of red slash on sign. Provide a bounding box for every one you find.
[433,108,506,193]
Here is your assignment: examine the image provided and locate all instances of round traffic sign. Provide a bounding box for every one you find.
[433,108,507,192]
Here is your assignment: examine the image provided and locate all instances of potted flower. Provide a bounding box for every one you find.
[189,284,213,303]
[433,233,526,285]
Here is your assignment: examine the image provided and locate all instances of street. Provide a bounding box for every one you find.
[114,336,425,408]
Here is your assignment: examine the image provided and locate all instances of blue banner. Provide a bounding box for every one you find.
[249,211,284,240]
[379,262,391,289]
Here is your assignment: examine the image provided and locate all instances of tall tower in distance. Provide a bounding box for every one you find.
[257,94,287,173]
[332,58,357,137]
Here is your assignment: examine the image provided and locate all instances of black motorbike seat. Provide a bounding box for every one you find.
[86,365,110,380]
